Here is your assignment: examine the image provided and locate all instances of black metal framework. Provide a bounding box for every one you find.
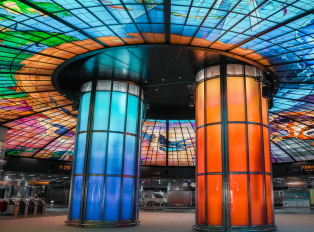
[193,62,276,231]
[66,79,144,227]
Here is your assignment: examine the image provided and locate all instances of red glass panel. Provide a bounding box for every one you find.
[227,77,245,121]
[230,174,249,226]
[250,174,265,225]
[207,175,222,225]
[263,128,271,173]
[197,82,205,127]
[197,127,205,174]
[261,85,268,125]
[246,78,260,123]
[207,125,222,172]
[229,124,247,172]
[206,79,221,123]
[248,124,263,172]
[197,175,205,224]
[266,175,273,224]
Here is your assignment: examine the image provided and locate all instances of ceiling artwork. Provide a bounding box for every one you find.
[0,0,314,163]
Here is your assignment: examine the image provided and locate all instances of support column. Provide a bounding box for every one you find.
[193,63,276,231]
[67,80,144,227]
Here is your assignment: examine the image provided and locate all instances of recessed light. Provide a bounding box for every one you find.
[179,77,182,79]
[156,89,158,91]
[162,79,165,81]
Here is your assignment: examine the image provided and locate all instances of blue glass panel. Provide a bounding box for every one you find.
[90,132,107,174]
[86,176,104,221]
[103,177,121,221]
[121,177,134,220]
[75,133,87,174]
[106,133,124,175]
[123,135,136,176]
[109,92,127,132]
[71,176,83,220]
[93,91,111,130]
[78,92,91,132]
[126,95,139,134]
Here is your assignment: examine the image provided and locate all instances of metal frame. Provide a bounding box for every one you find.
[66,79,143,227]
[193,62,276,231]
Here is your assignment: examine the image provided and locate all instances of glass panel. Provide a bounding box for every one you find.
[113,81,127,92]
[128,84,139,96]
[103,177,121,221]
[81,81,92,92]
[206,125,222,172]
[78,92,91,132]
[227,77,245,121]
[93,91,111,131]
[250,174,265,226]
[86,176,104,221]
[228,124,247,172]
[227,64,243,76]
[248,124,263,172]
[121,177,134,220]
[97,80,111,91]
[124,135,136,176]
[197,127,204,174]
[264,128,271,173]
[207,175,222,226]
[245,65,259,77]
[246,77,261,123]
[75,133,87,175]
[261,86,269,125]
[196,70,204,82]
[196,82,205,127]
[206,78,221,123]
[229,174,249,226]
[90,132,107,174]
[266,175,273,224]
[106,133,124,175]
[197,175,205,225]
[126,95,139,135]
[71,176,83,220]
[109,92,127,132]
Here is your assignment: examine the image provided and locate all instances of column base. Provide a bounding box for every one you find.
[65,220,140,228]
[193,224,277,231]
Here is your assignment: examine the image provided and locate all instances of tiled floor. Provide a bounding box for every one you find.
[1,208,314,231]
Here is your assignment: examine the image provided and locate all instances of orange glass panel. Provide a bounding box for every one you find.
[197,82,205,127]
[248,124,263,172]
[246,78,260,123]
[197,175,205,224]
[265,175,273,224]
[207,125,222,172]
[206,79,221,123]
[207,175,222,225]
[228,124,247,172]
[250,174,265,225]
[227,77,245,121]
[263,128,271,173]
[230,174,249,226]
[197,127,205,174]
[261,85,269,125]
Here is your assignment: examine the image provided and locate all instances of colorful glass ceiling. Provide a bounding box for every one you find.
[1,0,314,163]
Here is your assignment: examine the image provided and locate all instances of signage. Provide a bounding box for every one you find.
[288,182,307,190]
[28,181,49,185]
[301,165,314,173]
[59,165,71,170]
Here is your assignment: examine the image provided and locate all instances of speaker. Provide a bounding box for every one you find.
[189,90,195,107]
[72,98,80,111]
[262,86,273,99]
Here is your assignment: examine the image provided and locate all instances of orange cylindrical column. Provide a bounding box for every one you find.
[194,64,276,231]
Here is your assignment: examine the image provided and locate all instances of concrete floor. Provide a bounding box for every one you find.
[1,209,314,231]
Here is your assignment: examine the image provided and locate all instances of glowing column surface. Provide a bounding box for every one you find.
[67,80,144,227]
[193,64,276,231]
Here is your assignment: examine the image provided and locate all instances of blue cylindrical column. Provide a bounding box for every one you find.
[67,80,144,227]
